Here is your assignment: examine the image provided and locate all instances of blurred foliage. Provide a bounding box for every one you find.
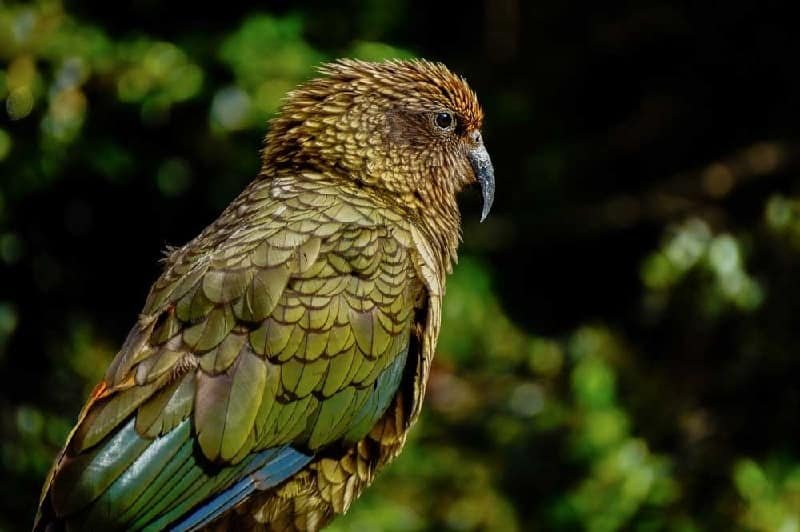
[3,0,800,530]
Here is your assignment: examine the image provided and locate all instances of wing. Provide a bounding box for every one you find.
[35,177,423,530]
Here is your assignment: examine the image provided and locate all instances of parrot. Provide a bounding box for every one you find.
[33,58,495,531]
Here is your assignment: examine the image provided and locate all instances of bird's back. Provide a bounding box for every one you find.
[35,175,431,531]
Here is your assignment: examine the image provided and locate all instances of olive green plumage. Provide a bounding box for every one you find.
[35,59,494,531]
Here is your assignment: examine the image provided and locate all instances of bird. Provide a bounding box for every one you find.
[34,58,495,531]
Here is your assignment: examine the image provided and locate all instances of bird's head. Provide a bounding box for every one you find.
[262,59,494,221]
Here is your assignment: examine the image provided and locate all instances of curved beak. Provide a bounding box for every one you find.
[467,142,495,222]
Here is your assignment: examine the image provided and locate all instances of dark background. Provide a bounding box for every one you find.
[2,1,800,529]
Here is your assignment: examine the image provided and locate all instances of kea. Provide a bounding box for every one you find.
[34,59,495,531]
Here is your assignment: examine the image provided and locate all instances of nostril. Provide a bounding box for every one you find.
[470,130,482,144]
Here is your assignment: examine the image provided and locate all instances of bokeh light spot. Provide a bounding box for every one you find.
[6,86,34,119]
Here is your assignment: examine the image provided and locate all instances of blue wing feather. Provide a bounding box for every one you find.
[169,447,313,532]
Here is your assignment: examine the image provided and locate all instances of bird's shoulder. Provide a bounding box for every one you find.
[144,173,426,314]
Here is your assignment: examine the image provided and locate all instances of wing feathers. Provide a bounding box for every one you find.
[51,419,149,517]
[39,180,427,530]
[195,346,266,462]
[136,371,195,438]
[171,447,313,532]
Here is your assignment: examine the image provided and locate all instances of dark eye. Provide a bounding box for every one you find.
[435,112,454,130]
